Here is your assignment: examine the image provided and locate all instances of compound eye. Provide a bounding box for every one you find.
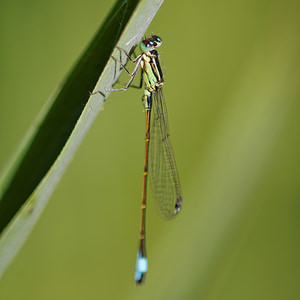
[151,35,162,47]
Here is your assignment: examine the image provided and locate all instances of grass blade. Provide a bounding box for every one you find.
[0,0,164,278]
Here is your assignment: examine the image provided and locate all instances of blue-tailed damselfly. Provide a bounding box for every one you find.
[91,35,182,285]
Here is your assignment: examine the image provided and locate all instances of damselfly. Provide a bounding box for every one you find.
[91,35,183,284]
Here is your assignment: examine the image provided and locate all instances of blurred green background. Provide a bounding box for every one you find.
[1,0,300,299]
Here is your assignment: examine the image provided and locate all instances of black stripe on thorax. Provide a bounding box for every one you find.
[149,49,164,83]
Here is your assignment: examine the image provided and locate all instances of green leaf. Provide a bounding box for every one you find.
[0,0,164,279]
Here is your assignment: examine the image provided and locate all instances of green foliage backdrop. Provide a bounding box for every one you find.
[0,0,299,299]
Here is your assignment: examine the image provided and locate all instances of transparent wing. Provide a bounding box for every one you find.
[148,89,183,219]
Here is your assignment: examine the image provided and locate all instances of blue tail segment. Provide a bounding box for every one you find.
[134,252,148,284]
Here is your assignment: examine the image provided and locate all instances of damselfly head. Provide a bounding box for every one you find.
[140,35,162,53]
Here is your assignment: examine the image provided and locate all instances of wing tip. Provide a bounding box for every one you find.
[173,196,183,215]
